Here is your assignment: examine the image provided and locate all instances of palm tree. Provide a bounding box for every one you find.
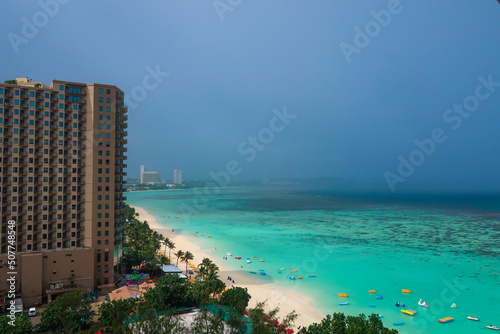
[3,80,17,85]
[166,240,175,264]
[174,250,184,267]
[198,257,213,271]
[183,251,194,274]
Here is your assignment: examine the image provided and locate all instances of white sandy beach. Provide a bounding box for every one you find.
[130,205,323,329]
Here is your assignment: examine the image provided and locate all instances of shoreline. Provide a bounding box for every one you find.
[130,205,323,329]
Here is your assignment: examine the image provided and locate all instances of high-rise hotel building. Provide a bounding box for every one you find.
[0,78,127,305]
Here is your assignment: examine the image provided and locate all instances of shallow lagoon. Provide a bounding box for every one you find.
[127,187,500,334]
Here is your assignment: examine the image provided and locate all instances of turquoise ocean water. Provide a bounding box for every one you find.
[126,187,500,334]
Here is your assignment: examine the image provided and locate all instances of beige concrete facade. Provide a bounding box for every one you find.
[0,79,127,306]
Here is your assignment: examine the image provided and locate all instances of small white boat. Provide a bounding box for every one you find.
[246,258,251,263]
[487,325,500,330]
[467,316,479,321]
[450,303,456,308]
[227,252,231,256]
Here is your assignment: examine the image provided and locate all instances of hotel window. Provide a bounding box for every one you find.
[106,98,110,103]
[97,240,101,246]
[99,88,103,94]
[99,106,103,111]
[107,89,110,94]
[104,239,109,245]
[59,85,64,91]
[97,231,101,236]
[99,97,103,102]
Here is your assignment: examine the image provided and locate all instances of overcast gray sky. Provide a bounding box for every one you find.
[2,0,500,193]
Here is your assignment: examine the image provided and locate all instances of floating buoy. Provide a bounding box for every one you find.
[260,259,264,262]
[338,293,348,297]
[290,270,297,273]
[297,276,303,279]
[402,289,411,293]
[369,290,376,294]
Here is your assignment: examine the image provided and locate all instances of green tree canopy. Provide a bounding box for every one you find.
[40,290,93,333]
[141,274,192,311]
[297,313,398,334]
[220,287,251,315]
[0,314,33,334]
[122,221,163,272]
[98,298,138,333]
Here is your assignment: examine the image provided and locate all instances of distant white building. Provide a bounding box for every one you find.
[140,165,146,184]
[174,170,182,185]
[140,165,162,184]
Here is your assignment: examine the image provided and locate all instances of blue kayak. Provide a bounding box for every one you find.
[393,322,404,326]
